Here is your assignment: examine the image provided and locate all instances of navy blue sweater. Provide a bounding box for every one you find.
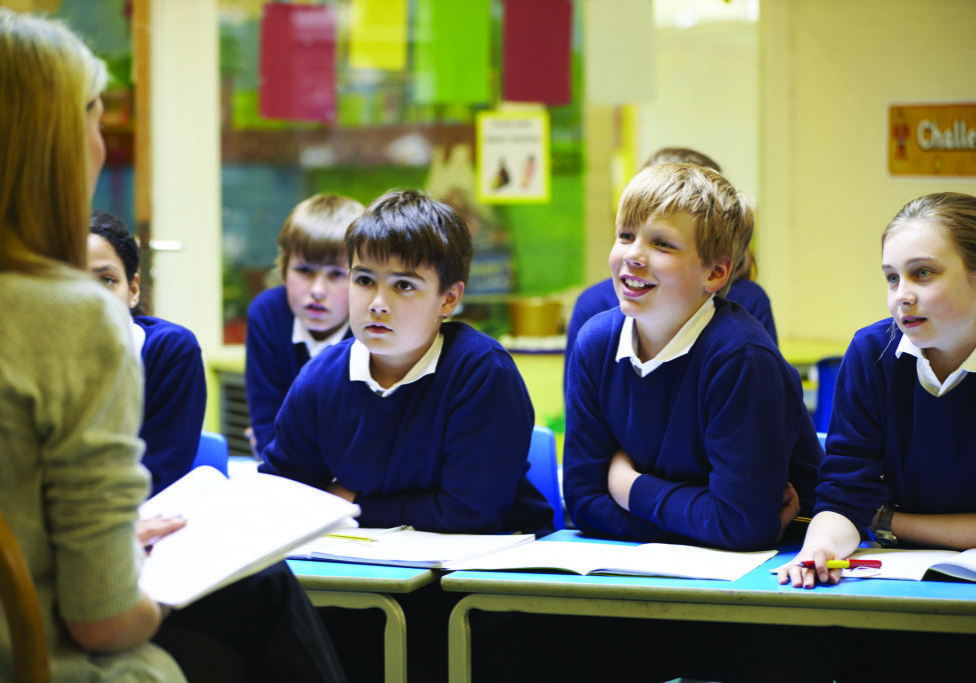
[245,286,312,456]
[566,277,778,358]
[136,316,206,494]
[259,322,555,536]
[816,319,976,533]
[564,300,821,549]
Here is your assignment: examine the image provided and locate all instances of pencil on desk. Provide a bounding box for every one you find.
[325,533,377,542]
[794,516,812,523]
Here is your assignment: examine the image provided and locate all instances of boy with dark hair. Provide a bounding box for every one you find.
[260,189,553,536]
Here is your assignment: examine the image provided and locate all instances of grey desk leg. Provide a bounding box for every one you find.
[448,595,478,683]
[305,590,408,683]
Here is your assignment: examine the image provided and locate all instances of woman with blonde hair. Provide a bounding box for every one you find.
[0,9,185,680]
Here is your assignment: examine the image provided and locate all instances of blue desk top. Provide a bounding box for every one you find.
[288,558,436,594]
[440,530,976,616]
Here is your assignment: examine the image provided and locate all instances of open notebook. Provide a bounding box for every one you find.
[289,527,535,569]
[444,540,777,581]
[139,466,360,608]
[835,548,976,581]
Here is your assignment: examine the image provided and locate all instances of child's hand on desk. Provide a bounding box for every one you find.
[608,450,641,511]
[326,480,357,503]
[775,482,801,542]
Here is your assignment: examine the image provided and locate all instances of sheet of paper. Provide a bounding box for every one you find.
[583,0,656,103]
[140,467,359,607]
[503,0,572,105]
[349,0,408,71]
[291,528,535,569]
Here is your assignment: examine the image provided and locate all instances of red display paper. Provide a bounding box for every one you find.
[259,3,337,123]
[503,0,573,105]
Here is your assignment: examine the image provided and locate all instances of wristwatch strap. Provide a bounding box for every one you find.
[875,504,898,547]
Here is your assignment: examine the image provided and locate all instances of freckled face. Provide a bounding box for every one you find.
[882,218,976,368]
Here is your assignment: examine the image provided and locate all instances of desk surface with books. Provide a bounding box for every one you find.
[441,530,976,683]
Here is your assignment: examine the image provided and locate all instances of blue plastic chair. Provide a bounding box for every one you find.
[192,431,229,477]
[527,425,565,531]
[813,356,843,433]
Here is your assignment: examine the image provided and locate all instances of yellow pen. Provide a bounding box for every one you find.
[325,532,376,542]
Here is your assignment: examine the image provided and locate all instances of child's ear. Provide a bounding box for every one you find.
[129,272,142,310]
[439,281,465,318]
[704,255,733,294]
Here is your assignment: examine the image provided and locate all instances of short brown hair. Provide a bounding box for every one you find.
[616,163,754,297]
[275,193,364,278]
[346,190,472,293]
[883,192,976,272]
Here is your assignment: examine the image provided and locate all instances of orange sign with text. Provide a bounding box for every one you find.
[889,103,976,176]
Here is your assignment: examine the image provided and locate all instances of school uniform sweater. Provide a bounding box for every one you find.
[136,316,206,495]
[259,321,555,536]
[245,286,311,456]
[815,318,976,533]
[566,277,778,357]
[563,300,821,549]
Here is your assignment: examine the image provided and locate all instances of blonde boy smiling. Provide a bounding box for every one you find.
[563,163,822,549]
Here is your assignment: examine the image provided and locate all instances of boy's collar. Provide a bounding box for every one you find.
[349,332,444,397]
[616,296,715,378]
[292,317,349,358]
[895,332,976,397]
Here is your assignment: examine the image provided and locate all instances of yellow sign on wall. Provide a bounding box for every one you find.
[889,103,976,176]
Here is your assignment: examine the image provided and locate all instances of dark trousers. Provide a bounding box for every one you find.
[153,561,347,683]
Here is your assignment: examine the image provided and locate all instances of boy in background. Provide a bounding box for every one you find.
[245,193,363,457]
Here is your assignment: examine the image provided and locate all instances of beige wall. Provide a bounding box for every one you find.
[760,0,976,345]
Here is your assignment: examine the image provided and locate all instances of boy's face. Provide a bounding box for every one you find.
[284,251,350,341]
[349,252,462,383]
[609,211,729,358]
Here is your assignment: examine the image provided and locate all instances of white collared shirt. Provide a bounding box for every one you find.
[348,332,444,397]
[292,317,349,359]
[895,333,976,397]
[129,319,146,359]
[615,296,716,378]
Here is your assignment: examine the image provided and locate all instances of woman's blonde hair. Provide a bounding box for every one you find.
[0,9,106,275]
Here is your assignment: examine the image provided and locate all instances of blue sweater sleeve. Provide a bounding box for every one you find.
[813,328,891,531]
[246,290,298,457]
[563,337,669,541]
[258,369,337,491]
[627,345,800,549]
[565,315,806,549]
[354,348,536,533]
[138,320,206,494]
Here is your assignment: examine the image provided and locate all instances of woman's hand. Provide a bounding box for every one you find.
[136,515,186,554]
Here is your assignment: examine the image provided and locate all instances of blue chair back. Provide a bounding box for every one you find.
[193,431,229,477]
[813,356,843,433]
[527,425,565,531]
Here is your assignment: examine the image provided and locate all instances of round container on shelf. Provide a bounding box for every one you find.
[508,297,562,337]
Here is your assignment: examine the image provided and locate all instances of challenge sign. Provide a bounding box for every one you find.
[889,103,976,177]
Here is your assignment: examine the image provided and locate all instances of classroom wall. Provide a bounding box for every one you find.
[759,0,976,346]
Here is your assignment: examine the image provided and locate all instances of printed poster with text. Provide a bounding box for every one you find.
[476,110,550,204]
